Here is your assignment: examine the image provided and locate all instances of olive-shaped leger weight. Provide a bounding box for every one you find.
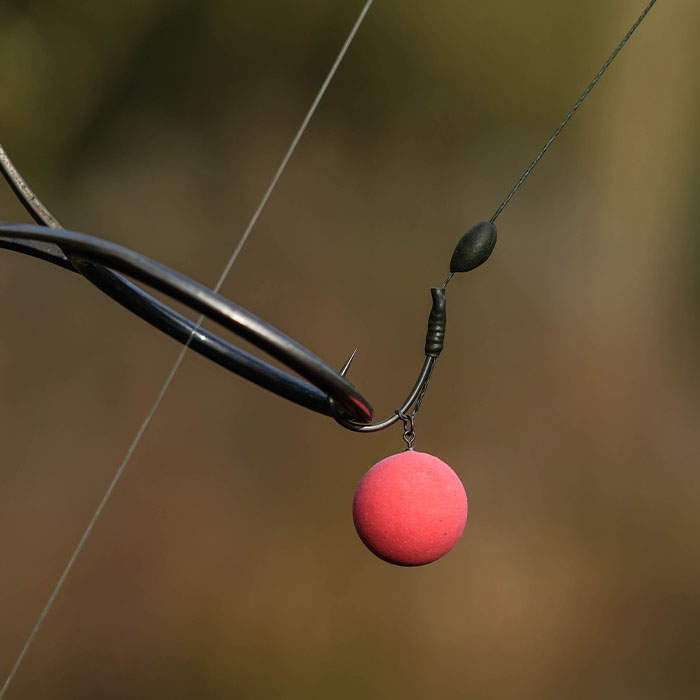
[449,221,497,274]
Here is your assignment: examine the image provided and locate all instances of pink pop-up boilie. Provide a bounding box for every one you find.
[352,451,467,566]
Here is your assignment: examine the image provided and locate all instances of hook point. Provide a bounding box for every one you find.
[339,348,357,377]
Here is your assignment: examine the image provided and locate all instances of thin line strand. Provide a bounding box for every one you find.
[0,349,187,700]
[0,2,374,697]
[490,0,657,224]
[213,0,375,293]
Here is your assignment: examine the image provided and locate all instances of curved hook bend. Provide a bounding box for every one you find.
[328,355,436,432]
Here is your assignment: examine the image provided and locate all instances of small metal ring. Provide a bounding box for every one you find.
[395,409,416,449]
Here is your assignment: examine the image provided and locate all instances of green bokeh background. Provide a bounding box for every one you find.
[1,1,699,698]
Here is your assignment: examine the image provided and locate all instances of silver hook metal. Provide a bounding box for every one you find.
[328,285,447,433]
[329,354,437,432]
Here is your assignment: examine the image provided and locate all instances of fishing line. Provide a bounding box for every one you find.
[0,1,374,696]
[439,0,659,293]
[488,0,658,226]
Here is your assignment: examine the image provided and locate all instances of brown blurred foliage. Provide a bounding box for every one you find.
[1,1,700,698]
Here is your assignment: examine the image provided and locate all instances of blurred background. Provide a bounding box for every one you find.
[1,1,699,698]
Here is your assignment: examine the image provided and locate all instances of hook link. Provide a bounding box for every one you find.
[395,410,416,450]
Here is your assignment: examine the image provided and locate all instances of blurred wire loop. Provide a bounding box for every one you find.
[0,145,377,424]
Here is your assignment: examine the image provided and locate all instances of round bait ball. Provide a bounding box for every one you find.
[353,451,467,566]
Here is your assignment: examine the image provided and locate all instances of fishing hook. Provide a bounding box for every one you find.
[0,146,496,432]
